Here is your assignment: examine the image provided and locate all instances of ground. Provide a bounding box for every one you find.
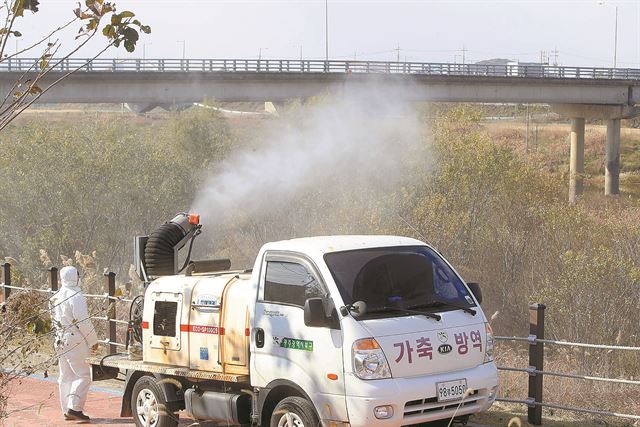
[5,374,632,427]
[474,402,638,427]
[4,374,490,426]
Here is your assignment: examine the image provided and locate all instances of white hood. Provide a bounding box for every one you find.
[60,266,80,289]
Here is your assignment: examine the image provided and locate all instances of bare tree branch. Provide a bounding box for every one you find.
[0,16,77,62]
[0,40,112,130]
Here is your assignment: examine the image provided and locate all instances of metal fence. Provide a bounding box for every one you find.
[1,57,640,80]
[495,304,640,425]
[0,262,128,353]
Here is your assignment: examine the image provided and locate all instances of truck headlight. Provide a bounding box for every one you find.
[352,338,391,380]
[485,322,495,363]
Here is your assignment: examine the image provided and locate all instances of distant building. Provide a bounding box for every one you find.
[474,58,512,66]
[472,58,513,76]
[473,58,556,78]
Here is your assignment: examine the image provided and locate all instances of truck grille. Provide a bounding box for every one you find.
[403,389,483,419]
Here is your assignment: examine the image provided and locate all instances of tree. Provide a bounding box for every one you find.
[0,0,149,419]
[0,0,150,130]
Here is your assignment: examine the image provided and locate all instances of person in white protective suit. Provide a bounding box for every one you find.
[50,265,99,422]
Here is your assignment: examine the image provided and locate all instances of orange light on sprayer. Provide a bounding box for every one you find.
[188,214,200,225]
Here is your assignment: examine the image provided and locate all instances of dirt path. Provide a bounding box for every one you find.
[4,375,132,426]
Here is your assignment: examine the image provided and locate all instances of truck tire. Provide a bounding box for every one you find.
[131,376,178,427]
[270,396,319,427]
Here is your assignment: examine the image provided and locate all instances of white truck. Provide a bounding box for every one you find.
[89,214,498,427]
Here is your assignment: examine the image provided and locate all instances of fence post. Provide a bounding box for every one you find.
[104,272,116,354]
[528,303,546,425]
[49,267,58,293]
[2,263,10,303]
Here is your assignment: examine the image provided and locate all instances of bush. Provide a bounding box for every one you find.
[0,109,231,280]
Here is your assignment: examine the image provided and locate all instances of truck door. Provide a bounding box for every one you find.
[252,252,347,422]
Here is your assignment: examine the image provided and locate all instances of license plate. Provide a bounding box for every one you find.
[436,379,468,402]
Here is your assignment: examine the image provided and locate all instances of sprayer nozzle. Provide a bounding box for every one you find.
[188,214,200,225]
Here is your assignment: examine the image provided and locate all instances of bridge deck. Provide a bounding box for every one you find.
[2,58,639,105]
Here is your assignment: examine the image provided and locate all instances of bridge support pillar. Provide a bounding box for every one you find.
[605,118,621,196]
[569,117,585,204]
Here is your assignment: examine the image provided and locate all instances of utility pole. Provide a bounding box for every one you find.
[395,44,401,63]
[614,5,618,68]
[325,0,329,61]
[598,1,618,68]
[461,45,467,64]
[143,43,151,61]
[177,40,186,60]
[539,50,550,65]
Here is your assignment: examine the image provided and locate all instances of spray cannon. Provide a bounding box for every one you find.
[134,213,203,281]
[134,213,233,282]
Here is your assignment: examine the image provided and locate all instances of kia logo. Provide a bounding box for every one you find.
[438,344,453,354]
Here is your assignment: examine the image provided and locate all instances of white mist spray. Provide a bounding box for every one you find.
[191,83,432,260]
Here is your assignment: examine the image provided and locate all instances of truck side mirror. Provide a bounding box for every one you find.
[304,298,330,328]
[467,282,483,305]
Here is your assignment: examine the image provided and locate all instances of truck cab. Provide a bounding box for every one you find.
[250,235,498,427]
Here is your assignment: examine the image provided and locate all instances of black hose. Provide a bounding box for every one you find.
[178,228,201,273]
[128,295,144,346]
[144,222,185,276]
[99,352,127,371]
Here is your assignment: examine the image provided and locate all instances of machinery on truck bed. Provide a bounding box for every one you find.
[89,213,498,427]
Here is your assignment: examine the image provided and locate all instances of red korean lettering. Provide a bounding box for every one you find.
[415,336,433,360]
[454,332,469,355]
[405,340,414,363]
[470,329,482,351]
[393,340,415,363]
[393,342,404,363]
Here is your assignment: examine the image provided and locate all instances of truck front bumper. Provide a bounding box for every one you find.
[343,362,498,427]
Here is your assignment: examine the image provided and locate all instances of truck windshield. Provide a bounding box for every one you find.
[324,246,475,317]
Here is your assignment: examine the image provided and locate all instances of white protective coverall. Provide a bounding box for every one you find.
[50,266,99,414]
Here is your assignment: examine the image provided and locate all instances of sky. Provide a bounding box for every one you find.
[10,0,640,68]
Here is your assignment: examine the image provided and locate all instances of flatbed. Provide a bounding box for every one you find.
[86,354,250,383]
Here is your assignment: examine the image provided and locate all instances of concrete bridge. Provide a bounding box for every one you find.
[2,57,639,201]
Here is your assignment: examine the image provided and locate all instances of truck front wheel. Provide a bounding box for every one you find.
[131,376,178,427]
[270,396,319,427]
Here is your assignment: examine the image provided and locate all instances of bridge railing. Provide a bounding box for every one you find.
[1,57,640,79]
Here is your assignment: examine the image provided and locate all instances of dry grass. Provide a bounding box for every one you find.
[490,342,640,426]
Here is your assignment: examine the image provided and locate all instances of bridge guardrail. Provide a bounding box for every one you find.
[1,57,640,79]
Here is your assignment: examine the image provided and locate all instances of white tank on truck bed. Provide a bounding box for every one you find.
[142,271,253,376]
